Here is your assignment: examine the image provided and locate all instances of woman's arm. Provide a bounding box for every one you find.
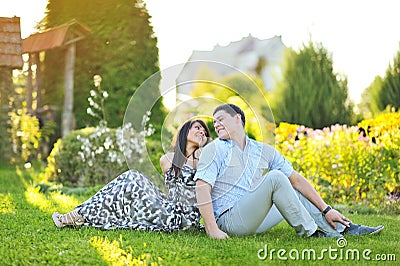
[160,153,173,175]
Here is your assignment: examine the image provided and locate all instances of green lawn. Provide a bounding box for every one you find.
[0,165,398,265]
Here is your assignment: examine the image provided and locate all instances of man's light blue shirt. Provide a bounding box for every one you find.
[194,136,294,219]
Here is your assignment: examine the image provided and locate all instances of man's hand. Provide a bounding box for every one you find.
[196,180,230,239]
[289,172,352,230]
[206,228,229,239]
[324,208,351,229]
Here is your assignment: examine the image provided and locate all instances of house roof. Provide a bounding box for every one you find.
[22,19,91,53]
[0,16,23,68]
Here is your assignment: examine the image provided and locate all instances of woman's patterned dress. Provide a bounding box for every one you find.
[74,165,202,231]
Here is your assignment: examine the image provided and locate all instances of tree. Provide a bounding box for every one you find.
[190,71,274,141]
[379,47,400,111]
[359,76,383,118]
[359,45,400,116]
[40,0,163,130]
[272,41,353,128]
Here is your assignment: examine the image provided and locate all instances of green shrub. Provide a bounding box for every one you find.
[41,122,158,187]
[41,128,94,186]
[9,106,41,164]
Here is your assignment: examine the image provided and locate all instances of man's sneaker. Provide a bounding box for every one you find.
[342,223,384,236]
[309,229,328,238]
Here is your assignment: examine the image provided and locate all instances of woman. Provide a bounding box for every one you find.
[52,119,211,231]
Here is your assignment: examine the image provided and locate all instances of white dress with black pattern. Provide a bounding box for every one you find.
[74,165,202,231]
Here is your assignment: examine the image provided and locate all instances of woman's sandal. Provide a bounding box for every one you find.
[52,210,85,228]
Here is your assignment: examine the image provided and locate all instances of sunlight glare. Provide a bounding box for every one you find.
[50,192,80,211]
[25,186,56,213]
[90,236,157,266]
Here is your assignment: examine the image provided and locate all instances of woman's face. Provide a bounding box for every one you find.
[187,121,208,148]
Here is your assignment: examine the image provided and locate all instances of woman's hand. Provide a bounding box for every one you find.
[196,133,207,147]
[324,208,351,229]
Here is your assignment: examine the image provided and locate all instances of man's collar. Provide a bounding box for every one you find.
[217,135,251,148]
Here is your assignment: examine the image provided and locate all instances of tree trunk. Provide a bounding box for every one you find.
[0,67,12,162]
[26,54,33,110]
[62,43,76,137]
[33,52,42,109]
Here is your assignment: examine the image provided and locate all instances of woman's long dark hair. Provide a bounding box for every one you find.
[171,119,210,177]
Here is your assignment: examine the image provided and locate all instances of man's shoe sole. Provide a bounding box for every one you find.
[369,225,384,235]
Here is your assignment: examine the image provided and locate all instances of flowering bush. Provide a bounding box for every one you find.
[275,111,400,213]
[41,129,89,186]
[87,74,108,126]
[42,120,155,187]
[41,74,157,187]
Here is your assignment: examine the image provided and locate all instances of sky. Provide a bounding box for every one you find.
[1,0,399,106]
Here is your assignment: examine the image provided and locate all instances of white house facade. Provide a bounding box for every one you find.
[176,35,287,97]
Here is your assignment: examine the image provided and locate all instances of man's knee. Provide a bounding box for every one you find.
[265,170,290,187]
[250,170,289,192]
[267,169,287,180]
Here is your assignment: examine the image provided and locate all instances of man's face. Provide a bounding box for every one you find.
[213,110,240,140]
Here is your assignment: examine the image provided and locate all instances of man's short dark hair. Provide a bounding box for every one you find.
[213,103,245,127]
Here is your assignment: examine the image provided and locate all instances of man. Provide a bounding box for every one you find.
[195,104,384,239]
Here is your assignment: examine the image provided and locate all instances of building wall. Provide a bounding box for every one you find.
[176,35,287,96]
[0,16,23,68]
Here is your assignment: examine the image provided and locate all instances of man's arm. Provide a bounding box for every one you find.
[195,180,229,239]
[289,170,351,229]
